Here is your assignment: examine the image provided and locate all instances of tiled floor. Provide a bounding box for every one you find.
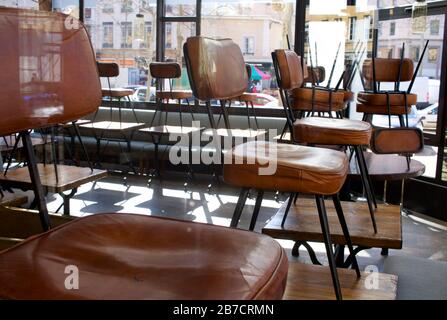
[32,171,447,273]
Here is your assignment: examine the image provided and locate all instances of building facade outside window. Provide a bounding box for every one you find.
[103,22,114,48]
[430,19,440,35]
[390,21,395,35]
[121,21,133,48]
[242,36,255,55]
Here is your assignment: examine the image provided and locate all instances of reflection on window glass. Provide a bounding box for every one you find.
[3,0,38,9]
[82,0,157,101]
[164,22,196,91]
[53,0,80,19]
[201,0,296,107]
[165,0,196,17]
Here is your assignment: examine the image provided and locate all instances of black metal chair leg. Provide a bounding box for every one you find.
[230,188,250,228]
[354,146,377,233]
[358,146,378,209]
[293,192,299,205]
[21,131,51,231]
[281,192,295,227]
[315,195,342,300]
[249,190,264,231]
[332,194,361,277]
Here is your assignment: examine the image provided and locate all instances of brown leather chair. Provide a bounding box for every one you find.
[0,7,288,300]
[184,36,248,131]
[293,117,377,232]
[272,50,348,131]
[224,141,360,300]
[148,62,194,128]
[356,58,417,127]
[95,61,139,124]
[184,37,360,299]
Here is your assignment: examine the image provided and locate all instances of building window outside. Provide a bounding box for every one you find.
[166,22,172,49]
[102,2,113,13]
[411,46,421,62]
[121,0,133,13]
[102,22,113,48]
[84,7,92,20]
[428,47,439,63]
[348,17,357,41]
[121,22,133,48]
[390,21,395,36]
[242,36,255,55]
[140,22,152,48]
[430,19,440,35]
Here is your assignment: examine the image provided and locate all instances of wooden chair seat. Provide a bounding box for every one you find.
[357,92,417,106]
[0,213,288,299]
[236,92,258,102]
[223,141,348,195]
[155,90,193,100]
[290,87,346,112]
[356,103,412,116]
[101,88,134,98]
[293,117,372,146]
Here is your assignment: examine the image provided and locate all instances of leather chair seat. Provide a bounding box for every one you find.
[356,103,412,115]
[223,141,348,195]
[236,92,258,102]
[156,90,193,100]
[0,213,288,300]
[101,88,134,98]
[290,87,346,112]
[357,92,417,106]
[293,117,372,146]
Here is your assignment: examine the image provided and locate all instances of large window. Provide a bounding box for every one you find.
[201,0,297,106]
[77,0,156,93]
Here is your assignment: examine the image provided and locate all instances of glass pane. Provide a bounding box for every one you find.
[79,0,157,101]
[201,0,297,109]
[164,22,196,91]
[53,0,80,19]
[3,0,38,9]
[165,0,196,17]
[378,15,444,179]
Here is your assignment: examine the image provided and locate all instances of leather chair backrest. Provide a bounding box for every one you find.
[370,128,424,154]
[97,62,120,78]
[0,7,101,136]
[304,66,325,84]
[273,49,307,90]
[150,62,182,79]
[363,58,414,83]
[183,36,247,101]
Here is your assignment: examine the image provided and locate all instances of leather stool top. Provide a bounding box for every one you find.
[224,141,348,195]
[293,117,372,146]
[357,92,417,106]
[156,90,193,100]
[356,103,412,115]
[0,214,288,300]
[101,88,134,98]
[290,87,346,112]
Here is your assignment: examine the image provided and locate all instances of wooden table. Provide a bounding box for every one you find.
[80,121,146,172]
[0,164,107,215]
[263,198,402,266]
[283,261,397,300]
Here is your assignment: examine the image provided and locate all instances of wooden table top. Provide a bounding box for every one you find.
[203,128,267,138]
[283,261,397,300]
[0,164,107,193]
[140,125,204,135]
[349,152,425,180]
[79,121,146,131]
[263,198,402,249]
